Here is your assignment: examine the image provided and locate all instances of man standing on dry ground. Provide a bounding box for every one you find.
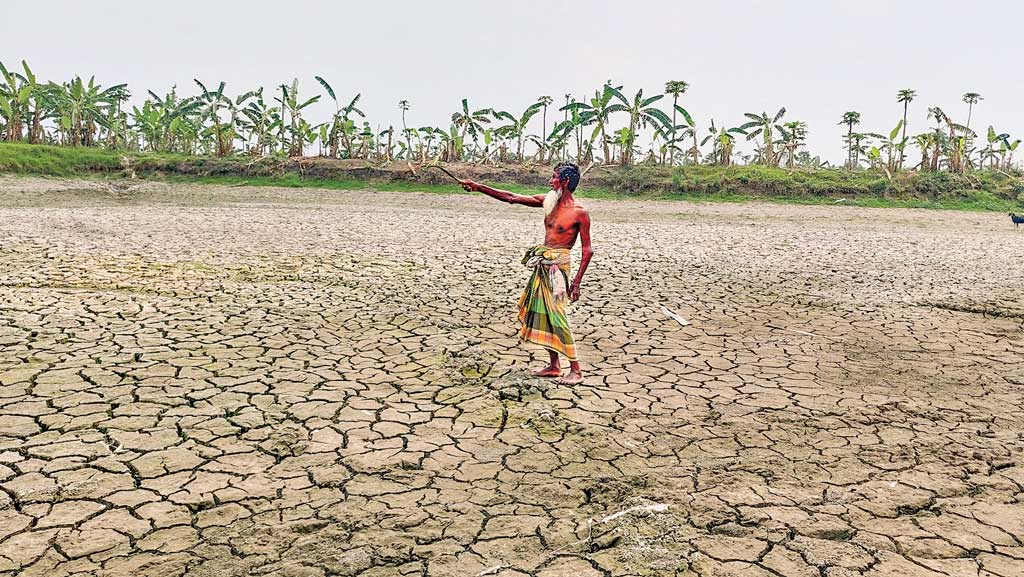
[458,163,594,384]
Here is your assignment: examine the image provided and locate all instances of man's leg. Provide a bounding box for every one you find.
[558,360,583,385]
[532,350,561,378]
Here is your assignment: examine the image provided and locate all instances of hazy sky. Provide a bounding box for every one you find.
[4,0,1022,163]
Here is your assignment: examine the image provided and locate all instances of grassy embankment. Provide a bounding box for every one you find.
[2,142,1023,211]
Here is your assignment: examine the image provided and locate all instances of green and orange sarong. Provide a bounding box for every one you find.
[518,245,578,362]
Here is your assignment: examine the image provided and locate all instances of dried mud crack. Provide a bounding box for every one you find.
[0,176,1022,576]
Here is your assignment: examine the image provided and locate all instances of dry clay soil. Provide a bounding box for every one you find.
[0,176,1023,577]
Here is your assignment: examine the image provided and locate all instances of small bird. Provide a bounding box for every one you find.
[1011,213,1024,228]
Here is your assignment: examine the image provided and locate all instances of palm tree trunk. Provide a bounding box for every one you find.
[899,102,909,169]
[601,123,609,164]
[670,95,678,166]
[541,106,547,163]
[846,125,853,169]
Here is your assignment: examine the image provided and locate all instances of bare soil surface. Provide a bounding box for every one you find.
[1,175,1023,577]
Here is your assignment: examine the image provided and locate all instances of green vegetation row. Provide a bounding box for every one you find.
[3,142,1022,213]
[0,60,1020,176]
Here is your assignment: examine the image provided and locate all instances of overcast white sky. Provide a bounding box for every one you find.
[3,0,1021,163]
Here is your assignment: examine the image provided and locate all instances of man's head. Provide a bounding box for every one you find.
[545,163,579,215]
[550,162,581,193]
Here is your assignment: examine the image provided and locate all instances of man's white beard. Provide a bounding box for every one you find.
[543,188,562,216]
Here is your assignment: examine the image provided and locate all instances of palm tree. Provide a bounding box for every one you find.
[664,80,689,165]
[839,111,861,169]
[536,95,553,161]
[896,89,916,169]
[398,100,411,158]
[606,87,672,165]
[962,92,982,133]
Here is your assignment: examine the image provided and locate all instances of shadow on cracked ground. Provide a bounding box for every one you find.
[0,176,1023,576]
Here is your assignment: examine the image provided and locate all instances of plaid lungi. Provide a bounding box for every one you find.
[517,245,578,361]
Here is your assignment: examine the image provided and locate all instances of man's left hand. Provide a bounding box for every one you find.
[569,284,581,302]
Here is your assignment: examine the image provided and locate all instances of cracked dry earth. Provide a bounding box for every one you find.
[0,176,1023,577]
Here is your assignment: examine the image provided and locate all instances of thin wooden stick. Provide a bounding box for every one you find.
[425,165,461,182]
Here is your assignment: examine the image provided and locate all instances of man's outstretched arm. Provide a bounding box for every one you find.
[460,179,544,207]
[569,210,594,302]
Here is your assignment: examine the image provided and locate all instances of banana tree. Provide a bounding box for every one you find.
[317,123,329,156]
[20,61,49,144]
[778,121,808,168]
[315,76,363,158]
[913,133,934,171]
[611,127,634,164]
[700,121,746,166]
[237,87,279,155]
[276,78,320,157]
[606,87,673,165]
[1000,137,1020,170]
[930,107,973,173]
[0,60,34,141]
[52,76,124,147]
[562,83,621,164]
[417,127,438,162]
[740,108,786,166]
[980,126,1000,169]
[194,80,235,156]
[880,120,906,175]
[144,87,202,153]
[450,99,492,161]
[850,132,881,169]
[543,119,575,163]
[493,102,543,162]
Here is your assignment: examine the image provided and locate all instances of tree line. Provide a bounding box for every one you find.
[1,60,1018,173]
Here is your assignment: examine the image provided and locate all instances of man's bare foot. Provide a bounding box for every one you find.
[557,370,584,385]
[532,365,561,378]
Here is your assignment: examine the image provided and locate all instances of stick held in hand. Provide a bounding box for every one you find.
[425,165,461,183]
